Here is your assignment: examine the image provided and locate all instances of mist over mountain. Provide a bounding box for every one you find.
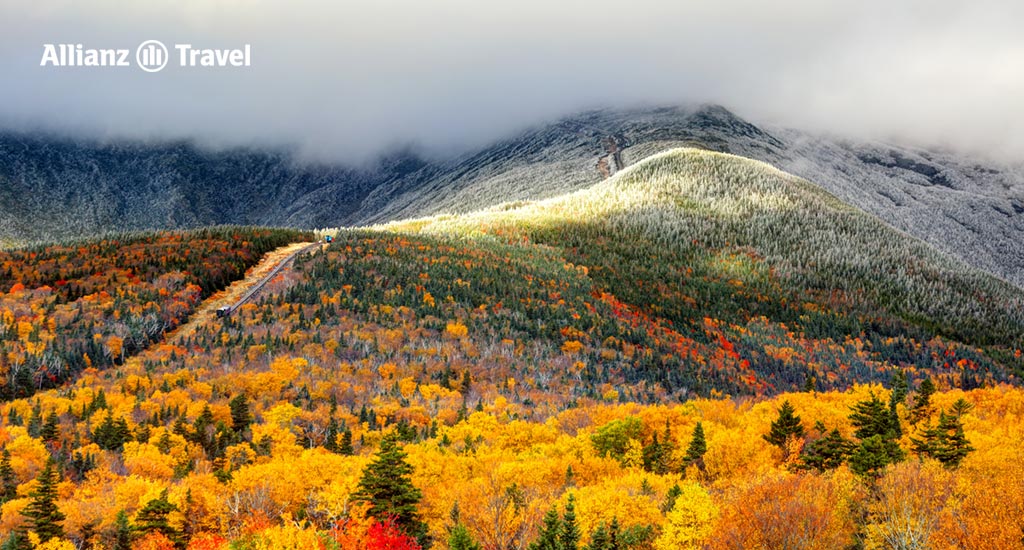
[1,105,1022,288]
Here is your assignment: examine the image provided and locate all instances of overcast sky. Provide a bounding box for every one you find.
[0,0,1022,163]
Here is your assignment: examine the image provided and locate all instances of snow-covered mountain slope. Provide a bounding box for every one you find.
[1,105,1021,287]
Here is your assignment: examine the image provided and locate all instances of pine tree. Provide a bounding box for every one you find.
[229,395,251,434]
[353,434,429,547]
[763,400,805,452]
[111,510,134,550]
[850,393,896,440]
[798,428,856,472]
[0,450,17,504]
[448,524,481,550]
[587,523,609,550]
[135,488,179,543]
[529,506,562,550]
[890,370,909,404]
[910,377,936,424]
[849,435,904,476]
[950,398,974,418]
[932,411,974,468]
[661,484,682,513]
[324,417,339,453]
[40,412,59,443]
[607,517,621,550]
[683,422,707,470]
[21,459,64,542]
[641,433,662,474]
[912,410,974,468]
[338,429,354,456]
[849,393,904,476]
[561,494,580,550]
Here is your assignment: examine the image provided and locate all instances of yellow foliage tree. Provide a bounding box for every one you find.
[655,482,718,550]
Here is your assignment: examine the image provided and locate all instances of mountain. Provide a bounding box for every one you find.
[383,148,1024,390]
[2,105,1022,289]
[0,146,1021,549]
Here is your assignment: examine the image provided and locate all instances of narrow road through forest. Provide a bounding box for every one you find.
[168,240,321,342]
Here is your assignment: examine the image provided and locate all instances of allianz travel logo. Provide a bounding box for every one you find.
[40,40,252,72]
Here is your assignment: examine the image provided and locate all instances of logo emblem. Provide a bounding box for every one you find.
[136,40,168,73]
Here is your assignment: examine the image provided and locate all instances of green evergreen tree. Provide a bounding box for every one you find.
[683,422,707,470]
[950,398,974,419]
[93,413,130,452]
[607,517,621,550]
[353,434,429,547]
[324,417,339,453]
[338,429,354,456]
[660,484,682,513]
[587,523,608,550]
[763,400,805,452]
[134,488,179,543]
[560,494,580,550]
[0,450,17,504]
[26,404,41,439]
[910,377,936,424]
[229,395,251,435]
[798,428,856,472]
[932,411,974,468]
[1,531,29,550]
[912,410,974,468]
[802,373,816,392]
[21,459,64,542]
[111,510,134,550]
[529,506,562,550]
[448,524,481,550]
[39,412,59,443]
[850,392,898,440]
[641,433,662,474]
[849,435,904,476]
[890,370,909,404]
[849,393,905,476]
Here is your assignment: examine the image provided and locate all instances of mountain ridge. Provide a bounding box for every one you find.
[2,105,1022,289]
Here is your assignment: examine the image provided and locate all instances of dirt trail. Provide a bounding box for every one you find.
[167,241,318,343]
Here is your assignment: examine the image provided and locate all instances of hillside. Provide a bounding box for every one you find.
[3,105,1022,290]
[0,150,1020,548]
[0,149,1021,549]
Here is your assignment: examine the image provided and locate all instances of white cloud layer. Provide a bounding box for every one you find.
[0,0,1021,162]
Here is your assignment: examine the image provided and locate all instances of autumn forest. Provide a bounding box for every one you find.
[0,150,1022,550]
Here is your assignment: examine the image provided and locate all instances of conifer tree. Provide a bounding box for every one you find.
[324,417,339,453]
[763,400,805,452]
[560,494,580,550]
[40,412,59,443]
[802,373,816,392]
[0,450,17,505]
[135,488,179,543]
[798,428,856,472]
[910,377,936,424]
[338,429,355,456]
[22,459,64,542]
[587,523,609,550]
[353,433,429,547]
[932,411,974,468]
[448,524,481,550]
[607,517,621,550]
[911,410,974,468]
[890,370,909,404]
[683,422,707,470]
[849,393,904,476]
[228,395,251,435]
[529,506,562,550]
[112,510,134,550]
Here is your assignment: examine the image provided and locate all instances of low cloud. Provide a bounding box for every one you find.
[0,0,1021,163]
